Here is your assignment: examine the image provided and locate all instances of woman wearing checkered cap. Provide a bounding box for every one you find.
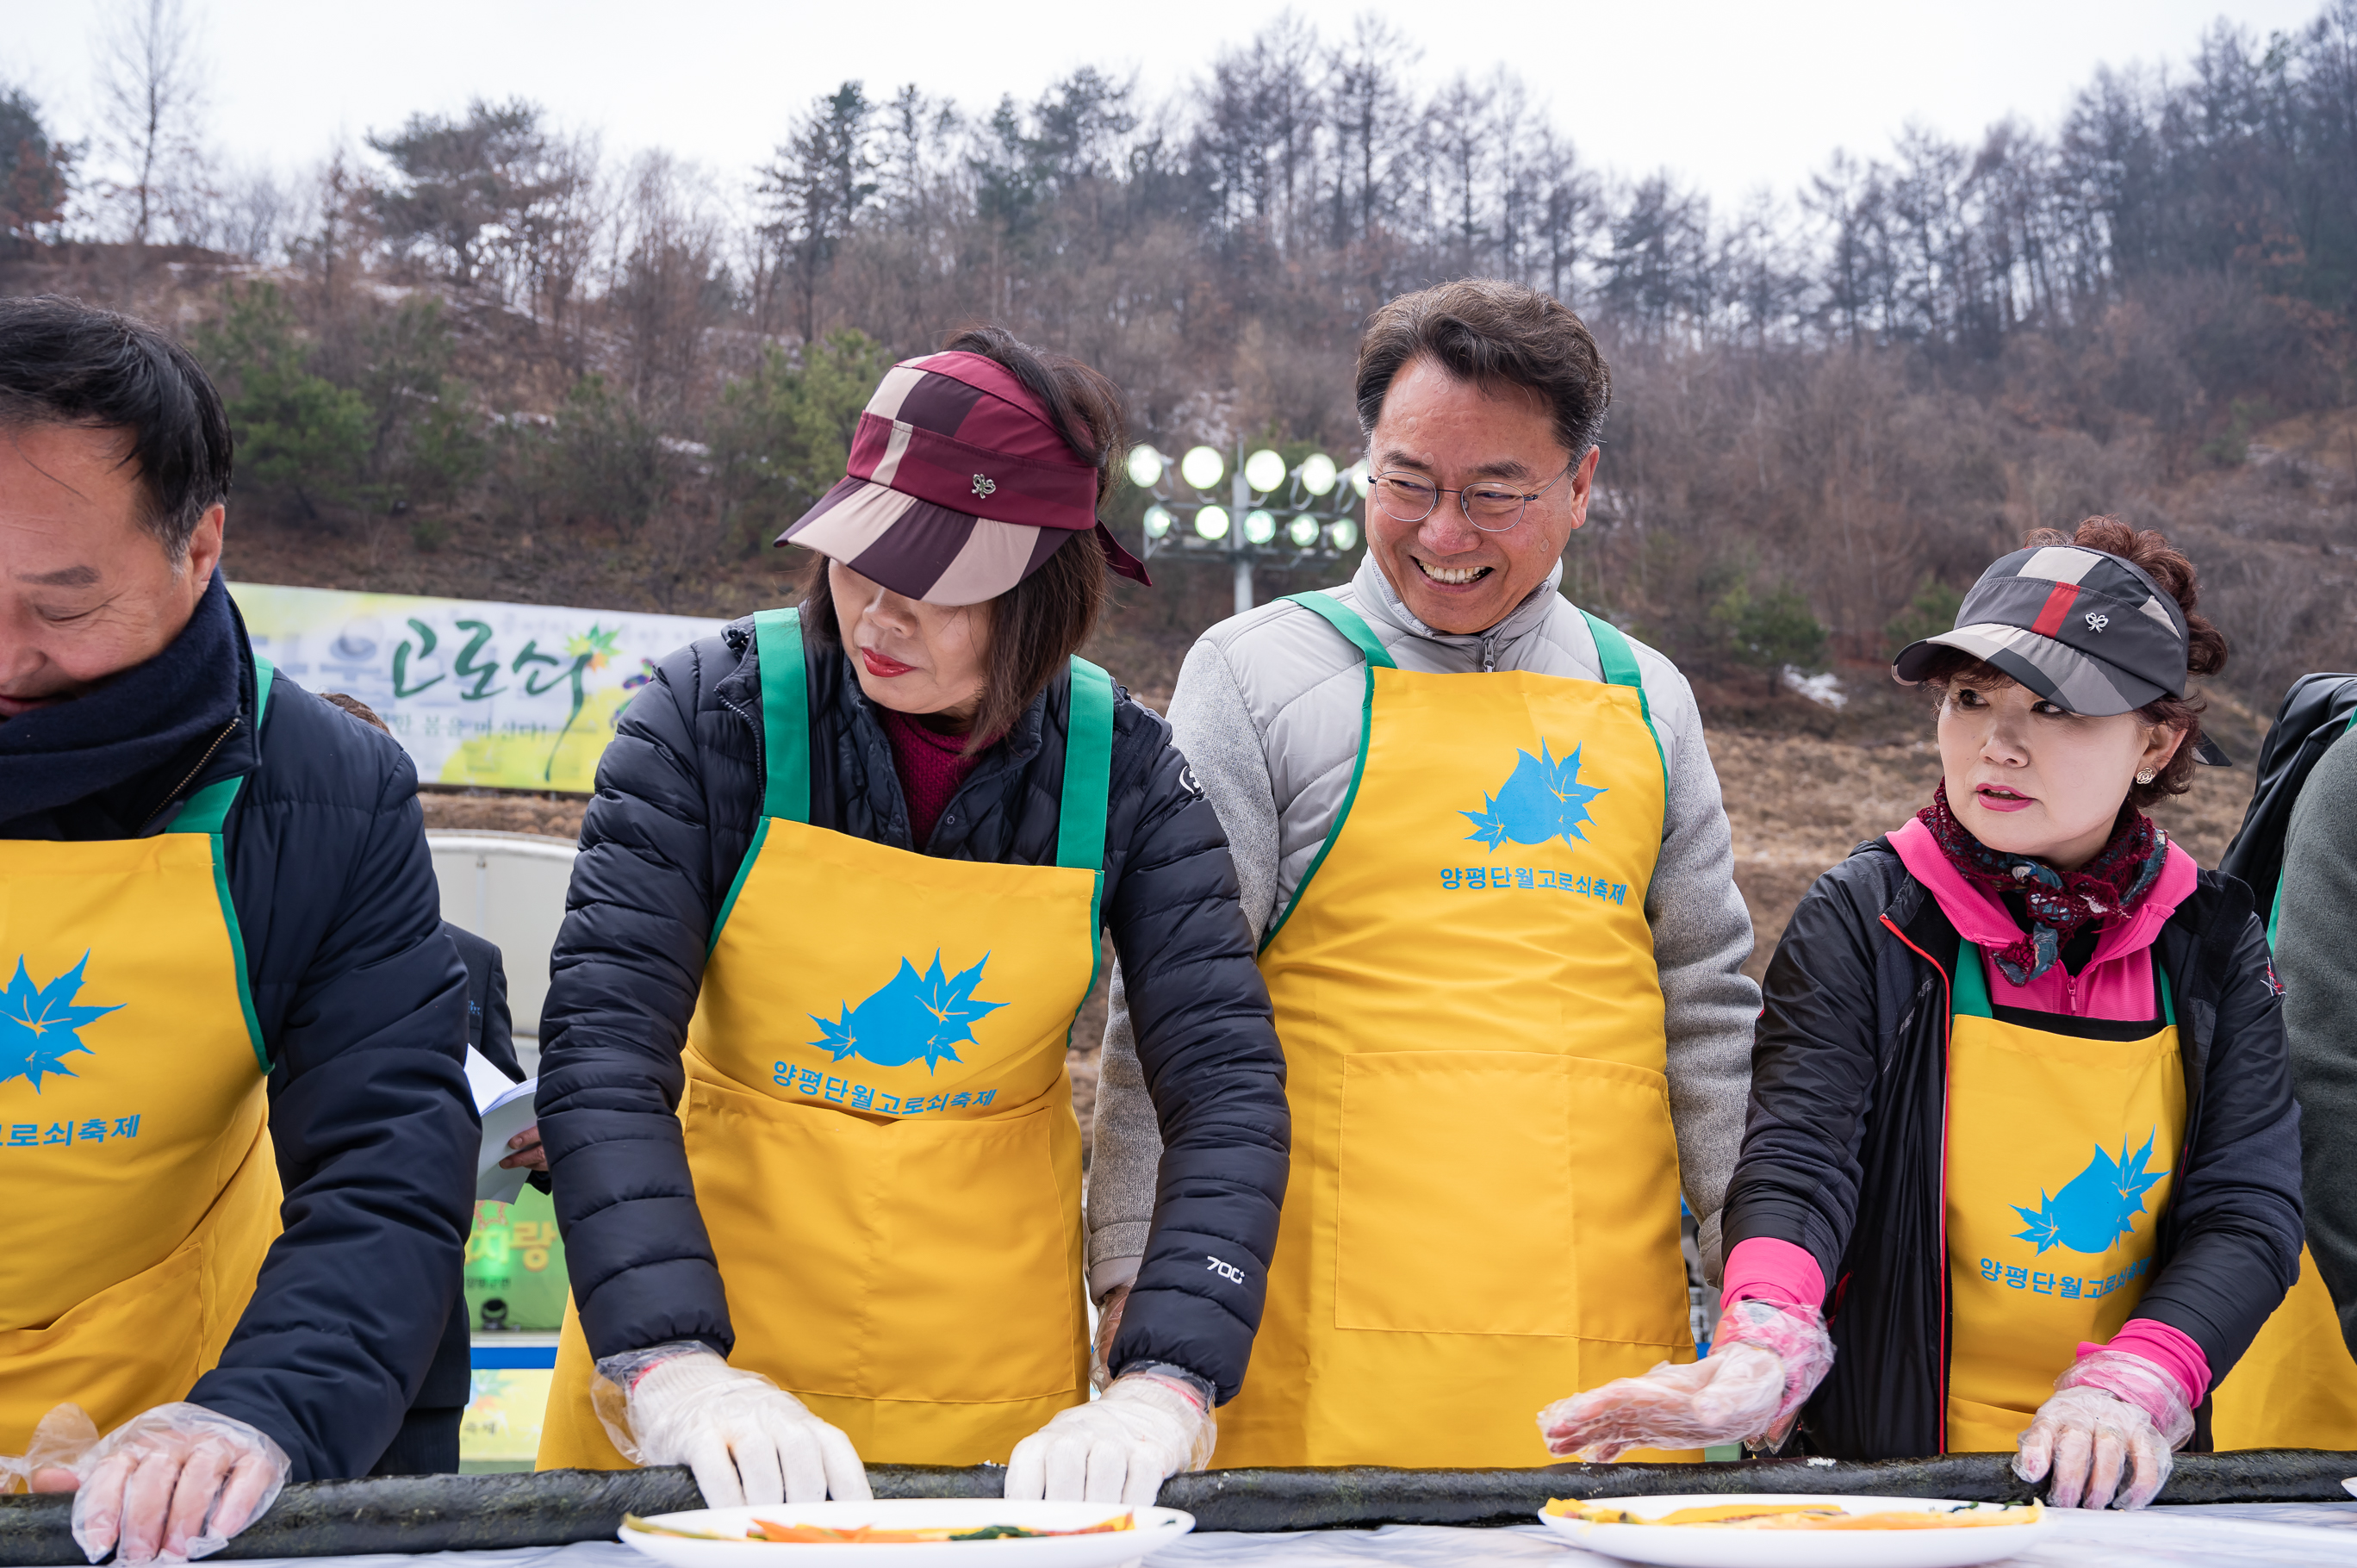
[1539,517,2309,1508]
[527,327,1288,1507]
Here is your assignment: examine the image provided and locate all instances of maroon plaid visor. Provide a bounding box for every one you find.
[778,350,1149,605]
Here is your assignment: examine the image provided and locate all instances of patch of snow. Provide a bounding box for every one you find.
[1782,666,1847,710]
[1807,1455,1838,1467]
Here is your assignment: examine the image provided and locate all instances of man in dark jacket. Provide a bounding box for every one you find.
[0,297,476,1561]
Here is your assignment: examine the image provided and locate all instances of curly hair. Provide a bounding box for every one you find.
[1915,516,2227,811]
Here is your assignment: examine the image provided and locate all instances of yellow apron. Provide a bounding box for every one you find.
[539,608,1111,1469]
[2211,855,2357,1448]
[2211,1249,2357,1447]
[1217,591,1693,1469]
[1943,941,2185,1451]
[1,659,283,1451]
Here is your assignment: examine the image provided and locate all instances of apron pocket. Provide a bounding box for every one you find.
[0,1236,207,1448]
[1560,1055,1688,1347]
[1333,1051,1688,1345]
[685,1073,1079,1405]
[1334,1051,1578,1335]
[1947,1394,2038,1453]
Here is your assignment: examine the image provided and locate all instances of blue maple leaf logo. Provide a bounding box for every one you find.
[809,951,1004,1073]
[1461,740,1608,852]
[2010,1131,2169,1254]
[3,954,123,1092]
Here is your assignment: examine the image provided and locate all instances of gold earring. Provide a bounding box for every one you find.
[2135,768,2156,785]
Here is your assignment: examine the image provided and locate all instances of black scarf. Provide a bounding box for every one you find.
[0,570,243,831]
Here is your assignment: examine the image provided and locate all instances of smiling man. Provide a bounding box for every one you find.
[1088,279,1760,1465]
[0,296,475,1560]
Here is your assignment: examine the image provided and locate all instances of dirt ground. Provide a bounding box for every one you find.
[424,727,2263,1161]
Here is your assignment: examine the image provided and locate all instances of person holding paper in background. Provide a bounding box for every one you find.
[0,299,476,1558]
[322,691,544,1476]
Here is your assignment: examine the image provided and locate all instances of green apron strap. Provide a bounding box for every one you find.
[172,652,275,1073]
[1285,592,1397,669]
[1952,936,1994,1019]
[1582,609,1645,693]
[1582,607,1668,868]
[1261,594,1391,952]
[2158,959,2176,1030]
[1056,658,1116,873]
[175,656,276,835]
[754,608,812,824]
[1056,657,1117,1043]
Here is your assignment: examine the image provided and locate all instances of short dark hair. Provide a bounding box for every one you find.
[1915,517,2227,812]
[1355,280,1611,461]
[801,323,1123,751]
[0,294,233,562]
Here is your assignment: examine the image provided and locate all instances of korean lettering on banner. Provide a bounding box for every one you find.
[229,582,725,793]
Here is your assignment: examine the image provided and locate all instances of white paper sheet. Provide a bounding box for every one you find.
[465,1044,538,1204]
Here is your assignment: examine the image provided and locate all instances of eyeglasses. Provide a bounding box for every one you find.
[1370,461,1577,532]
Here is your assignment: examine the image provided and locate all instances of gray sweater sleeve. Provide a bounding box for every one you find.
[1088,641,1278,1298]
[1643,663,1761,1285]
[2279,725,2357,1358]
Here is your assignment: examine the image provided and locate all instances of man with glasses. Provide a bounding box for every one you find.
[1087,279,1758,1467]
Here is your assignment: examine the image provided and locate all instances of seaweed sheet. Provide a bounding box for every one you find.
[3,1452,2353,1561]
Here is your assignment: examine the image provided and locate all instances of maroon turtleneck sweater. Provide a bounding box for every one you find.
[877,705,989,849]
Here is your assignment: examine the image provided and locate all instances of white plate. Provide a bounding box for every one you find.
[1535,1493,2050,1568]
[618,1500,1194,1568]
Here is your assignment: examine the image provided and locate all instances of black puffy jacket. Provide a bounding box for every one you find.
[1,604,477,1483]
[536,615,1288,1402]
[1724,839,2303,1459]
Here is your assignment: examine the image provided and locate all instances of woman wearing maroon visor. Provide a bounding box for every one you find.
[1539,518,2302,1509]
[530,327,1287,1507]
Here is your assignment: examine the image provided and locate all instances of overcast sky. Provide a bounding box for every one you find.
[5,0,2329,215]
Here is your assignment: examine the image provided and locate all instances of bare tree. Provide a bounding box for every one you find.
[94,0,210,245]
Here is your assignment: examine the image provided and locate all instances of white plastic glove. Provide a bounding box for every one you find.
[64,1403,289,1565]
[2013,1349,2193,1510]
[1537,1298,1836,1461]
[593,1343,870,1507]
[0,1402,98,1495]
[1004,1371,1216,1505]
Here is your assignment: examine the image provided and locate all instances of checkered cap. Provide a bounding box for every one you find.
[779,350,1147,605]
[1894,542,2233,737]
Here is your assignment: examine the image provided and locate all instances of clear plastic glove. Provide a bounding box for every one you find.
[593,1343,869,1507]
[1537,1298,1835,1461]
[65,1403,289,1565]
[1004,1372,1216,1505]
[1,1403,99,1494]
[2013,1349,2193,1510]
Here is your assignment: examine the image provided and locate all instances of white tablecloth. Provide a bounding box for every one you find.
[221,1501,2357,1568]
